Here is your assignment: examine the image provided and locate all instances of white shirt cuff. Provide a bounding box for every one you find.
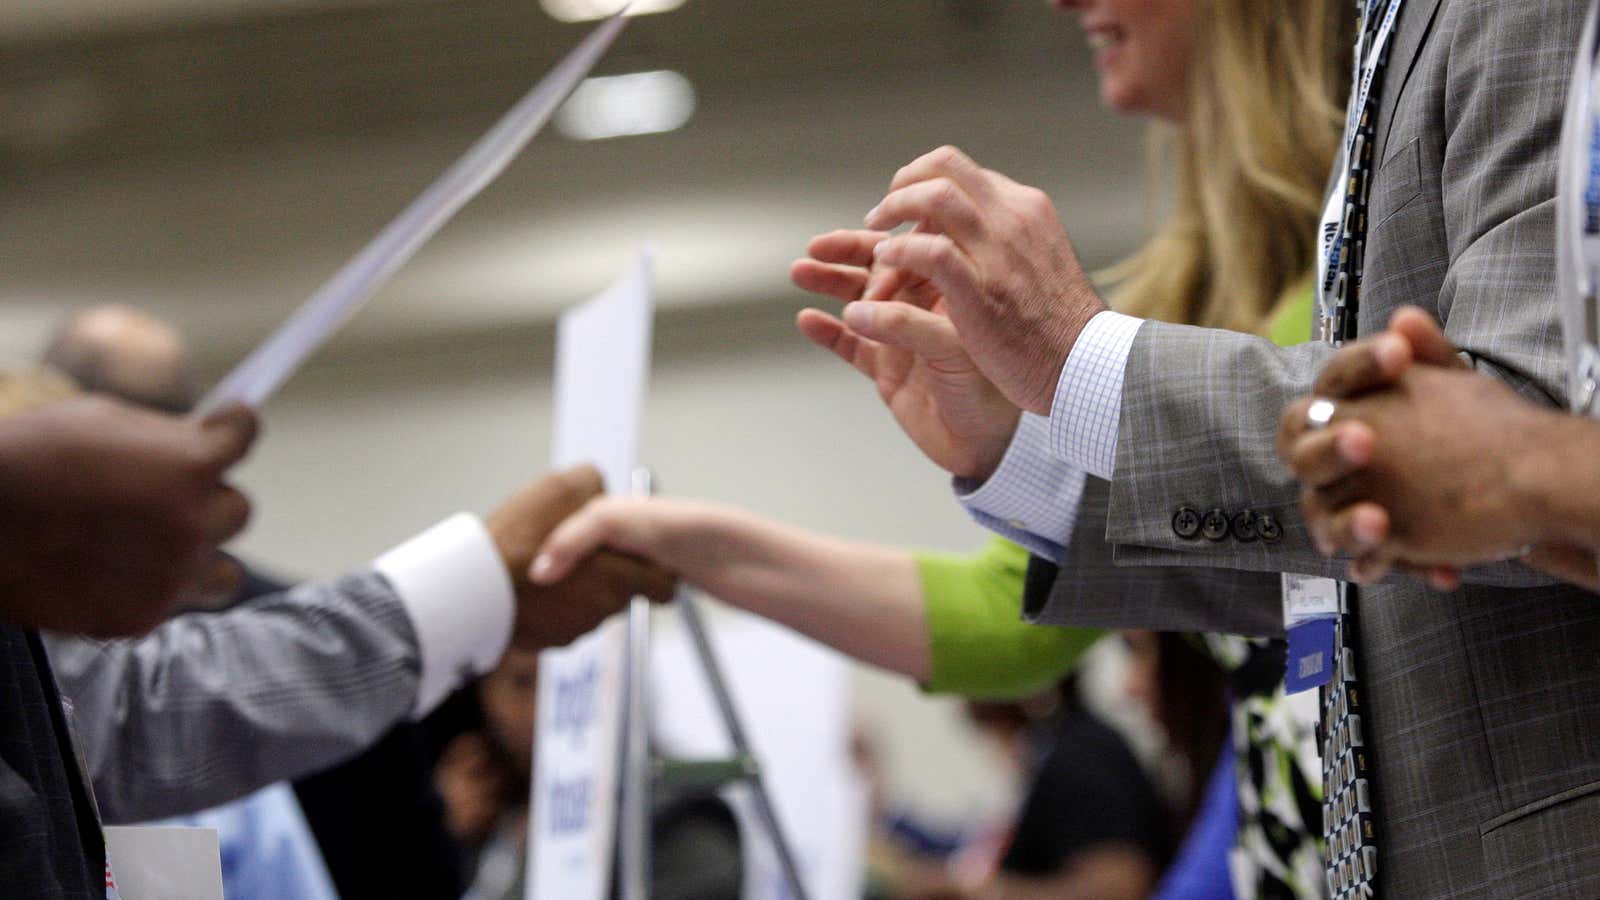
[375,514,515,718]
[955,412,1088,561]
[1049,310,1143,478]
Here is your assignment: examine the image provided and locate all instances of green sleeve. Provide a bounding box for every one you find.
[918,537,1102,699]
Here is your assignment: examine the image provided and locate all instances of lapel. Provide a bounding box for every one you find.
[1372,0,1446,168]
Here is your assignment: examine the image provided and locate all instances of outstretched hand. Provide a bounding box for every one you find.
[792,228,1020,480]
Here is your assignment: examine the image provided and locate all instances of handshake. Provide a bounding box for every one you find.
[0,383,673,644]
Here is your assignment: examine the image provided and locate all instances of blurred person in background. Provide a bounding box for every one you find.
[536,0,1357,894]
[424,647,745,900]
[10,305,674,897]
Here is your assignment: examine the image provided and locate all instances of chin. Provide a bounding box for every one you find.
[1098,79,1148,116]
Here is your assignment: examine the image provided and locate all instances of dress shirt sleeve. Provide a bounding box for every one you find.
[1048,310,1144,478]
[374,513,515,717]
[955,413,1089,560]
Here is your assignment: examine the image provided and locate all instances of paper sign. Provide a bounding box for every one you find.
[528,251,656,900]
[104,827,223,900]
[549,249,655,491]
[194,12,629,416]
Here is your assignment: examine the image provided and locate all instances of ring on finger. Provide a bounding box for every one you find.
[1305,397,1337,431]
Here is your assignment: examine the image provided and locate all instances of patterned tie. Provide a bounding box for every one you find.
[1318,2,1403,896]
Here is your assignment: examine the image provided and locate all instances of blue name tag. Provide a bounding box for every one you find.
[1285,618,1338,694]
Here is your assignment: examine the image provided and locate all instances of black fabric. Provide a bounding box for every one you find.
[999,709,1172,877]
[231,569,467,900]
[0,625,103,898]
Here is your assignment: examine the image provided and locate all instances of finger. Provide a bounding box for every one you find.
[1523,543,1600,591]
[866,179,986,243]
[196,403,261,470]
[861,265,919,304]
[1348,547,1399,584]
[1425,565,1463,592]
[531,500,630,584]
[593,551,678,604]
[872,234,982,310]
[1276,398,1314,461]
[807,230,891,268]
[174,552,246,610]
[841,301,968,370]
[1326,502,1391,558]
[1313,332,1414,398]
[795,309,886,381]
[1388,307,1467,370]
[1287,422,1376,488]
[791,259,869,303]
[201,484,253,543]
[1299,486,1336,557]
[887,146,998,202]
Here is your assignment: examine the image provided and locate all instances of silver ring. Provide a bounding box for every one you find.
[1305,398,1337,431]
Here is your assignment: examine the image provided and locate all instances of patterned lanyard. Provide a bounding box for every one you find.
[1315,1,1403,897]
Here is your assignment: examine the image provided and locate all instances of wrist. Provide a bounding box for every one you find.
[1025,291,1108,416]
[1511,412,1600,548]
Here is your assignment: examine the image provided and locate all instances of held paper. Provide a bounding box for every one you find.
[527,250,655,900]
[194,11,629,416]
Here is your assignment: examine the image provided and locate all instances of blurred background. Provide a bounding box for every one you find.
[0,0,1148,863]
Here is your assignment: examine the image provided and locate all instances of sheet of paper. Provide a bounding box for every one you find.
[104,826,224,900]
[548,248,655,491]
[194,10,629,416]
[528,250,655,900]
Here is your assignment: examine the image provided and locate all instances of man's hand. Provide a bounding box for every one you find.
[1277,308,1595,586]
[791,228,1020,480]
[862,146,1108,416]
[0,397,258,636]
[488,465,675,651]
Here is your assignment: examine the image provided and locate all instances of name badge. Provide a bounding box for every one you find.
[103,826,223,900]
[1282,574,1340,694]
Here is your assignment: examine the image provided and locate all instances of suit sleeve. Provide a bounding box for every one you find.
[46,570,425,823]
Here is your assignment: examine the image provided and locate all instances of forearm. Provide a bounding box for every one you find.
[660,506,931,681]
[977,848,1156,900]
[44,570,422,822]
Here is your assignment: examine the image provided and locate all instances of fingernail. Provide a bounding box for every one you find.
[865,205,881,224]
[1337,431,1366,464]
[1375,334,1405,371]
[531,555,554,582]
[843,302,875,329]
[1354,517,1383,548]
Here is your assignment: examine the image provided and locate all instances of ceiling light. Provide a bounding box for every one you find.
[540,0,685,23]
[555,70,695,141]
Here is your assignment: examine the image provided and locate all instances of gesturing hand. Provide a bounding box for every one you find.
[488,466,676,651]
[0,397,259,636]
[792,228,1020,480]
[862,146,1108,417]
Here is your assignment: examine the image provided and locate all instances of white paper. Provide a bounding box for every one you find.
[549,249,655,492]
[104,827,224,900]
[528,251,655,900]
[194,11,629,416]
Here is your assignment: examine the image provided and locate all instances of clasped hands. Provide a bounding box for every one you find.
[1275,308,1600,590]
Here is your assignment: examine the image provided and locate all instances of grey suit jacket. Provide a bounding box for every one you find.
[1030,1,1600,896]
[43,570,423,824]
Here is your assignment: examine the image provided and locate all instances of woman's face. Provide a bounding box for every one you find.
[1054,0,1197,121]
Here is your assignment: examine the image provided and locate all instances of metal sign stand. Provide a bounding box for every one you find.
[616,469,811,900]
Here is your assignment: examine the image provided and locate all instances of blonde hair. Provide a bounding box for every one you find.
[1105,0,1355,335]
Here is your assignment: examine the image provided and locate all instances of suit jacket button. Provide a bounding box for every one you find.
[1172,506,1202,540]
[1256,513,1283,544]
[1201,508,1230,541]
[1231,510,1259,543]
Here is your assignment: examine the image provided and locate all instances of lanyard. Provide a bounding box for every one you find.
[1573,29,1600,413]
[1319,0,1407,342]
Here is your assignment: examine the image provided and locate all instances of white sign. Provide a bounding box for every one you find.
[527,250,656,900]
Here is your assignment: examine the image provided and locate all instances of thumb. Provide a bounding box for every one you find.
[842,301,967,369]
[1389,307,1467,369]
[197,403,261,470]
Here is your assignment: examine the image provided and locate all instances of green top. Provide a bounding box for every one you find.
[917,278,1316,699]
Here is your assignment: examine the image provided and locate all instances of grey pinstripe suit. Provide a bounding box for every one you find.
[44,570,425,824]
[1027,1,1600,896]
